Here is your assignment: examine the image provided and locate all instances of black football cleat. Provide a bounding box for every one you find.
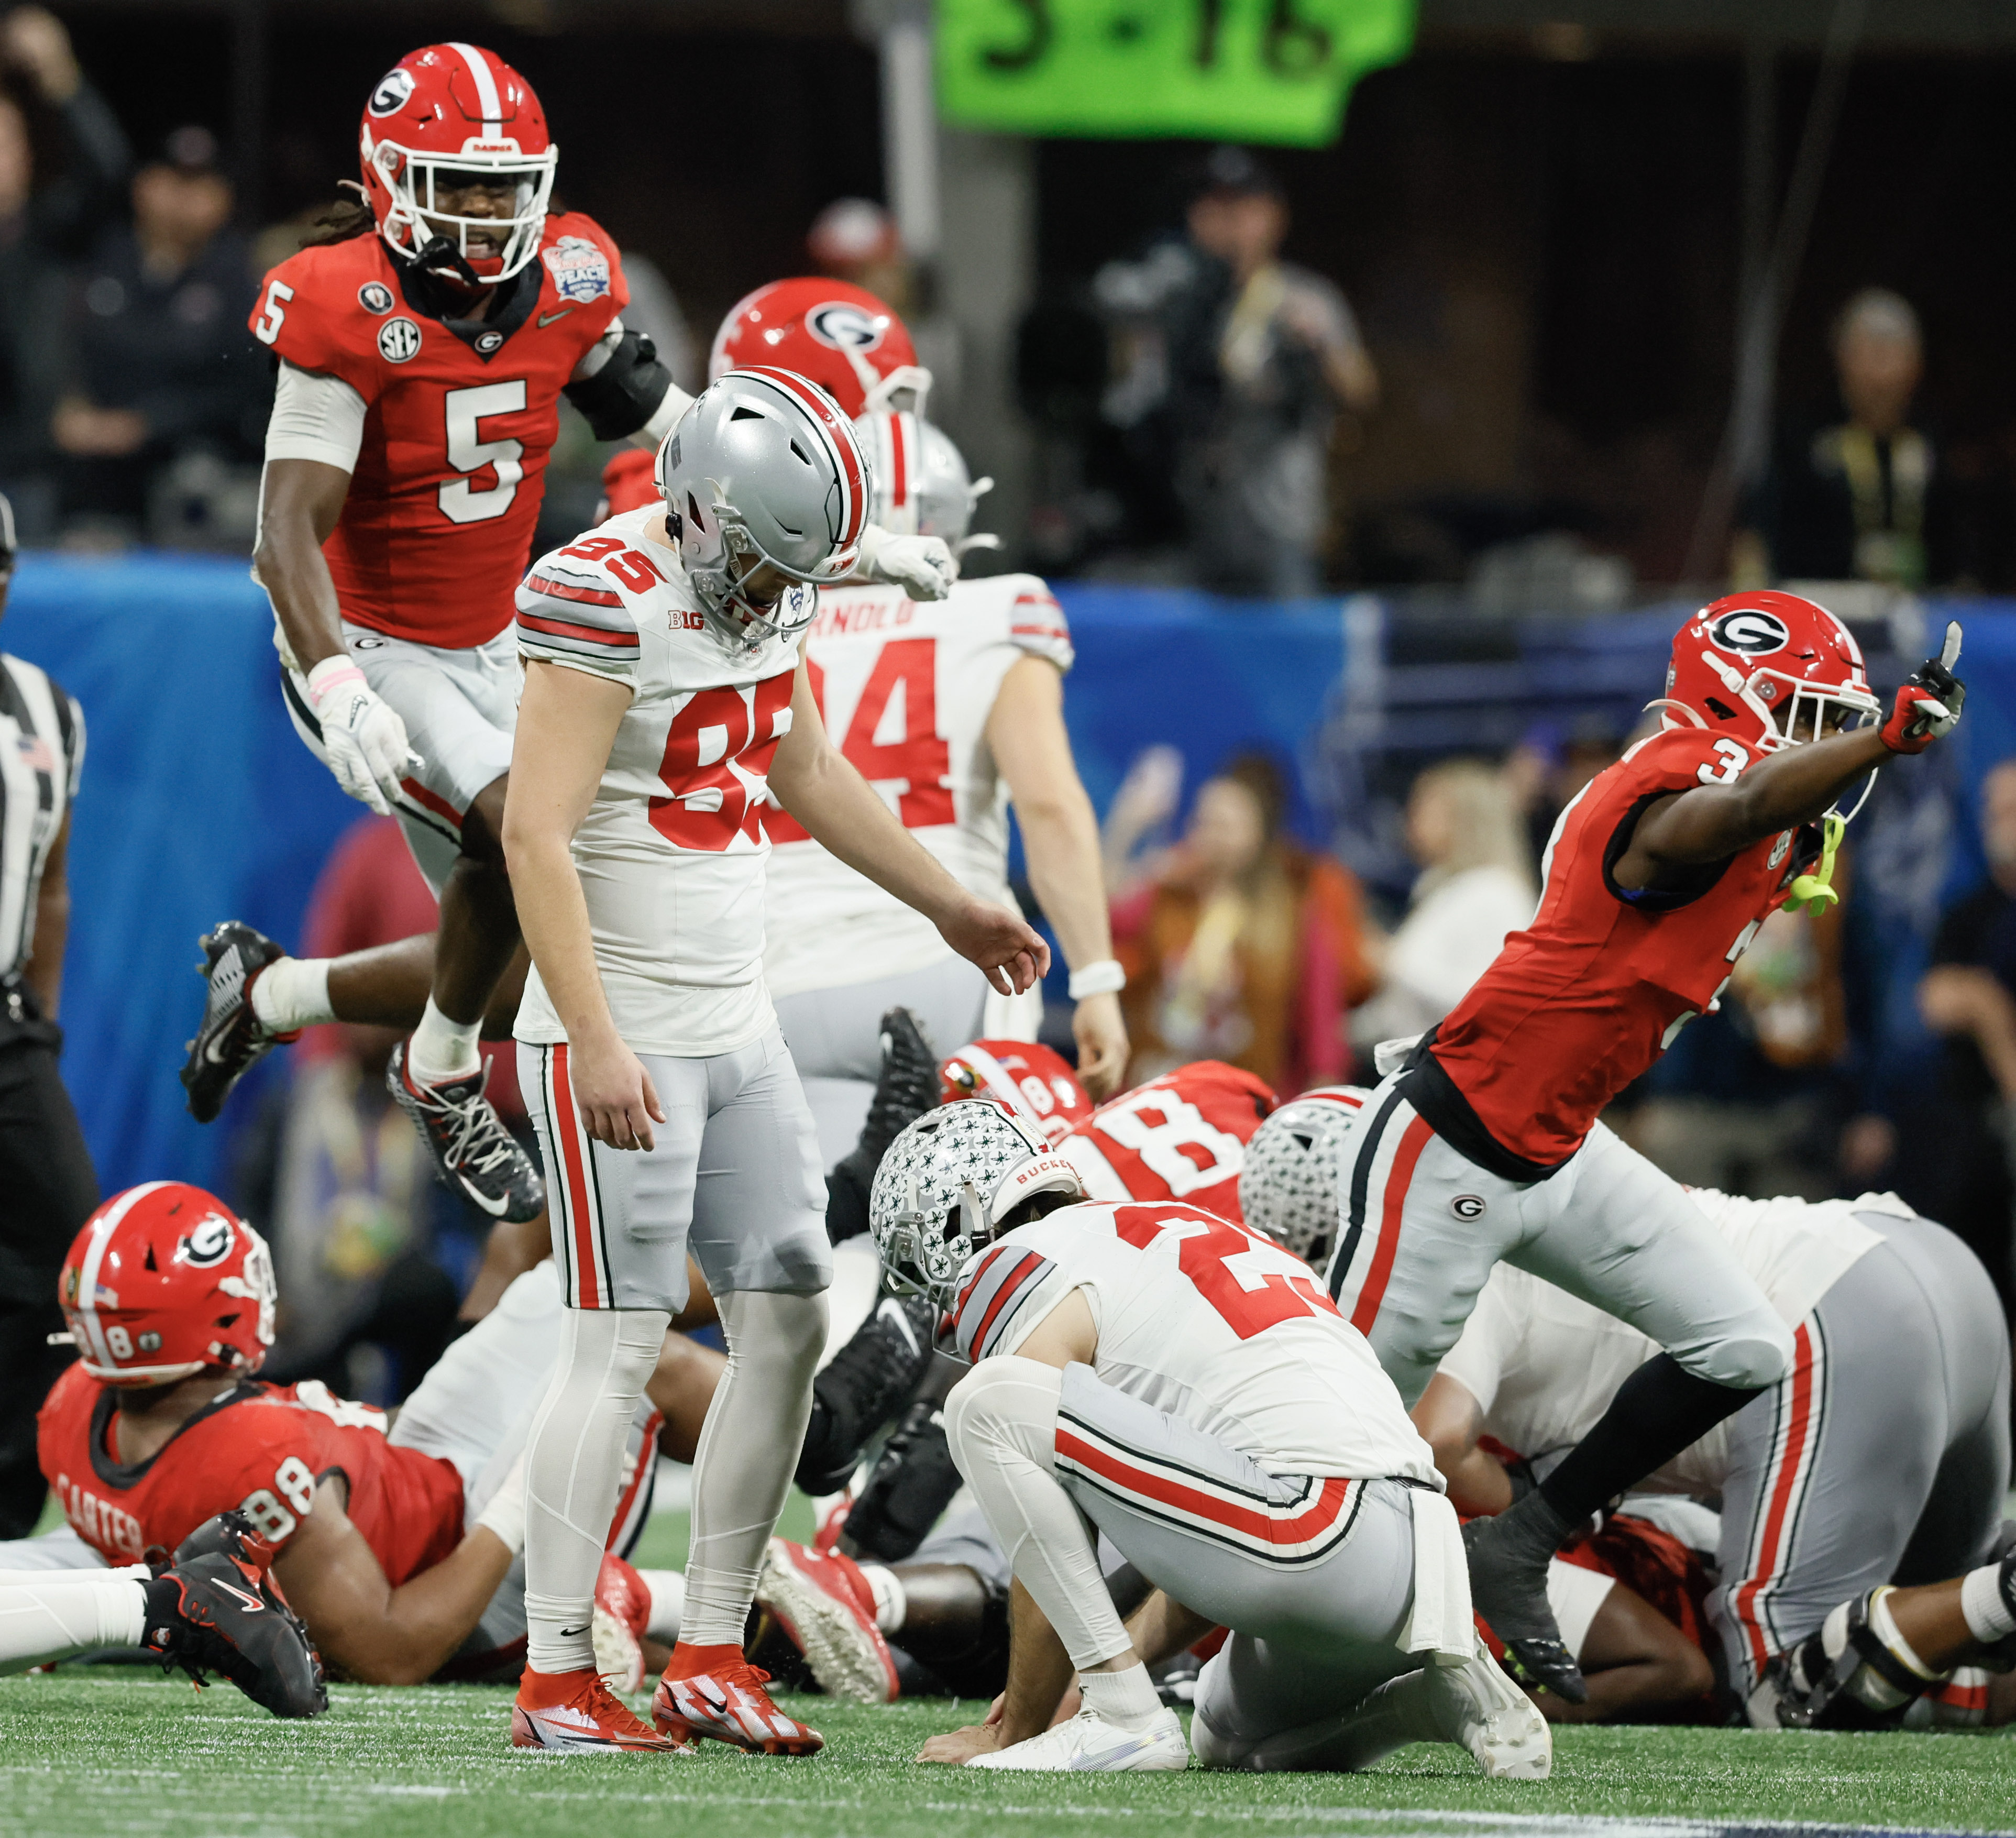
[829,1008,939,1199]
[842,1393,966,1564]
[387,1041,544,1223]
[1463,1509,1588,1705]
[142,1518,326,1718]
[796,1293,939,1496]
[180,922,294,1124]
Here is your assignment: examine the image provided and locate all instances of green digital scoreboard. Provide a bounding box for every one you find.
[935,0,1416,147]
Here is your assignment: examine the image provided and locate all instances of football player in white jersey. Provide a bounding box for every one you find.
[765,408,1128,1173]
[500,369,1049,1756]
[869,1100,1549,1777]
[1408,1187,2010,1727]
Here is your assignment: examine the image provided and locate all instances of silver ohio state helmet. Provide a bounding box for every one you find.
[1238,1087,1369,1267]
[871,1101,1085,1312]
[657,366,871,653]
[853,410,997,554]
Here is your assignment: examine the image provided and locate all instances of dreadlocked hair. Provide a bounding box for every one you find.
[303,182,374,248]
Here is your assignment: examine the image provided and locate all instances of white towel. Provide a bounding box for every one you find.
[1373,1033,1424,1078]
[1398,1488,1476,1668]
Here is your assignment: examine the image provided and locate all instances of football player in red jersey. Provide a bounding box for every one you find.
[1301,595,1966,1699]
[180,49,956,1222]
[18,1182,670,1688]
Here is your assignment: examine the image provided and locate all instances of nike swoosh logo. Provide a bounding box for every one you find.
[559,1624,589,1638]
[216,1581,265,1614]
[538,308,575,327]
[458,1179,512,1218]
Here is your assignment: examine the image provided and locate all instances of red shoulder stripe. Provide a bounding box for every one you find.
[526,574,624,610]
[517,611,638,650]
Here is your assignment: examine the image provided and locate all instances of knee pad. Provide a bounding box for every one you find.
[943,1357,1062,1478]
[1686,1320,1794,1391]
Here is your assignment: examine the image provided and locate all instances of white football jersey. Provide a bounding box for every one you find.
[763,573,1074,998]
[952,1198,1440,1485]
[511,505,805,1056]
[1437,1190,1902,1495]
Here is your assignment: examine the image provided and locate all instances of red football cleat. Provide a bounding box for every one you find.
[512,1665,691,1754]
[652,1642,823,1755]
[593,1553,651,1693]
[756,1537,899,1705]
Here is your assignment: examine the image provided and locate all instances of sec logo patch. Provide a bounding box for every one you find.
[357,282,394,315]
[1451,1194,1486,1221]
[378,316,421,363]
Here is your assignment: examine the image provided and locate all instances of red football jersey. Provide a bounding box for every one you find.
[38,1364,465,1586]
[251,213,629,649]
[1059,1061,1277,1223]
[1426,727,1812,1168]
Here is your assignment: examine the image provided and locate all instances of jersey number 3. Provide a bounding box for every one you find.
[440,382,526,525]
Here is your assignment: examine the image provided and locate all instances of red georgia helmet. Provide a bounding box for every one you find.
[941,1040,1092,1148]
[60,1183,276,1388]
[1658,591,1881,754]
[359,43,556,282]
[709,279,929,420]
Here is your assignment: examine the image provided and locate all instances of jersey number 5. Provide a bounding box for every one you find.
[440,381,527,525]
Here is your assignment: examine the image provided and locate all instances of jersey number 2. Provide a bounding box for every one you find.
[1112,1206,1337,1341]
[439,381,526,525]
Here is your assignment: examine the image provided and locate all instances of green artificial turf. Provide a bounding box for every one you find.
[2,1670,2013,1838]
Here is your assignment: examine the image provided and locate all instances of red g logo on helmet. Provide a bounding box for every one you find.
[1707,609,1790,656]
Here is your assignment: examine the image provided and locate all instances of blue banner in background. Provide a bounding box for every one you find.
[5,551,2014,1202]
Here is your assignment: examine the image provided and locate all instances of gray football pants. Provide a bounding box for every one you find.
[1330,1096,1792,1406]
[773,957,989,1169]
[1711,1209,2011,1692]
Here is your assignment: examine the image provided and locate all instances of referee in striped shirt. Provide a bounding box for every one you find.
[0,492,96,1537]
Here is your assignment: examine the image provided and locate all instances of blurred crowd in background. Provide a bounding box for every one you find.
[7,1,2016,1405]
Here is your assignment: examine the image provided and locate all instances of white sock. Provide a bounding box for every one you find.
[248,956,333,1032]
[861,1562,906,1634]
[522,1307,669,1675]
[409,996,482,1085]
[1080,1661,1162,1732]
[1962,1565,2016,1644]
[636,1569,684,1644]
[0,1573,149,1676]
[680,1289,828,1647]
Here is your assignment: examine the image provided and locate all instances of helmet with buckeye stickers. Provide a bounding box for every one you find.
[871,1102,1085,1312]
[1238,1086,1368,1267]
[710,278,929,420]
[59,1183,276,1387]
[1659,591,1880,754]
[358,43,557,283]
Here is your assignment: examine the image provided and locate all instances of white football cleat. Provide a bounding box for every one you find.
[968,1705,1189,1773]
[1430,1646,1552,1780]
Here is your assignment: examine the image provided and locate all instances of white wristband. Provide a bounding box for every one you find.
[1068,959,1126,1000]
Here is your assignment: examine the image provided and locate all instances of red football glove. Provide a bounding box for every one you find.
[1880,621,1966,754]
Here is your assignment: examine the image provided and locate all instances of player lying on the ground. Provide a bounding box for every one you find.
[869,1100,1549,1776]
[0,1509,326,1717]
[1408,1181,2009,1725]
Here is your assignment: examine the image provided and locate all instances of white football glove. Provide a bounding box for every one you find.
[856,522,959,600]
[305,655,419,816]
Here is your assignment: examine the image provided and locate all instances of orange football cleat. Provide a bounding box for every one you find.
[512,1664,692,1754]
[652,1642,823,1755]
